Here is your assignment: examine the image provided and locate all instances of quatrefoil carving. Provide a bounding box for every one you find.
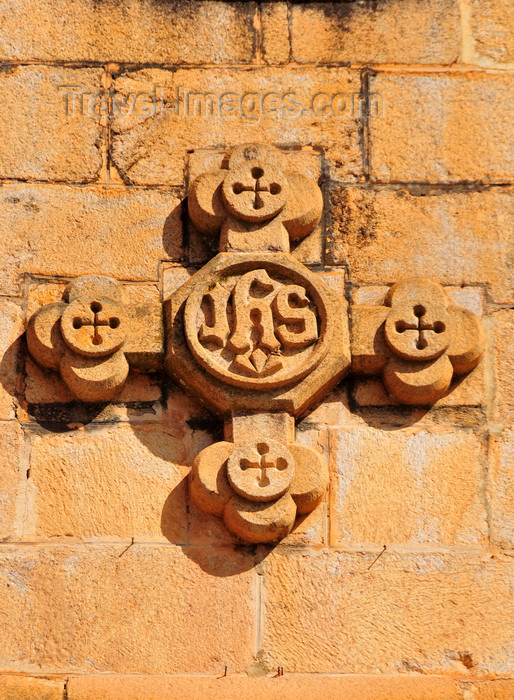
[188,143,323,253]
[27,275,163,402]
[352,278,486,405]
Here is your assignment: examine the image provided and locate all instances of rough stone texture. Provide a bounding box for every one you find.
[369,73,514,184]
[0,184,182,296]
[66,674,463,700]
[493,310,514,424]
[0,676,63,699]
[0,0,512,695]
[328,187,514,304]
[291,0,461,65]
[29,423,188,541]
[0,299,24,421]
[0,0,255,64]
[111,67,362,185]
[0,545,256,674]
[330,426,486,546]
[489,430,514,549]
[261,550,514,674]
[467,0,514,67]
[0,67,102,182]
[261,2,290,65]
[0,422,25,541]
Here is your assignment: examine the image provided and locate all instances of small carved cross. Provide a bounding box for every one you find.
[232,166,280,211]
[240,442,288,487]
[72,300,120,346]
[395,304,445,350]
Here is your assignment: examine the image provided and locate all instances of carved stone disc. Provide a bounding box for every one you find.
[183,258,331,390]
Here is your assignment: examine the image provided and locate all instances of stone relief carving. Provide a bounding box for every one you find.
[22,143,487,544]
[351,278,485,405]
[166,143,350,542]
[27,275,163,402]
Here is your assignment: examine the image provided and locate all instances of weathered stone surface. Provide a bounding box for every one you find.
[369,73,514,183]
[0,422,25,541]
[292,0,460,65]
[0,0,255,64]
[329,187,514,304]
[29,424,188,541]
[261,550,514,674]
[329,426,487,546]
[466,680,514,699]
[27,275,163,402]
[0,545,256,673]
[493,310,514,423]
[489,430,514,548]
[261,2,290,65]
[0,299,24,421]
[468,0,514,67]
[351,279,485,406]
[111,68,361,185]
[66,673,463,700]
[0,676,63,699]
[0,67,102,182]
[0,184,182,296]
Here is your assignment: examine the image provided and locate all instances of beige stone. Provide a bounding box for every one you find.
[351,278,485,406]
[329,426,487,546]
[0,299,24,421]
[27,275,163,402]
[468,0,514,67]
[0,422,25,541]
[291,0,461,65]
[187,148,324,266]
[369,73,514,183]
[0,545,255,673]
[112,67,361,185]
[261,550,514,673]
[0,67,102,182]
[261,2,290,65]
[493,310,514,424]
[489,430,514,548]
[29,424,188,541]
[189,144,323,254]
[166,252,350,417]
[0,184,182,296]
[66,673,463,700]
[0,0,255,64]
[0,676,63,699]
[191,435,328,544]
[329,187,514,305]
[466,680,514,699]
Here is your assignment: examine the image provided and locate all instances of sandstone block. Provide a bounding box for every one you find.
[0,0,255,64]
[29,424,188,541]
[468,0,514,67]
[0,422,25,540]
[292,0,461,65]
[66,673,462,700]
[493,310,514,424]
[329,426,486,546]
[329,187,514,304]
[0,545,256,673]
[0,299,24,421]
[261,2,290,65]
[0,184,182,296]
[260,550,514,674]
[0,67,102,182]
[369,73,514,183]
[489,430,514,548]
[111,67,361,185]
[0,676,63,699]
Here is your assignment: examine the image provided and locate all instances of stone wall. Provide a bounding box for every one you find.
[0,1,513,698]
